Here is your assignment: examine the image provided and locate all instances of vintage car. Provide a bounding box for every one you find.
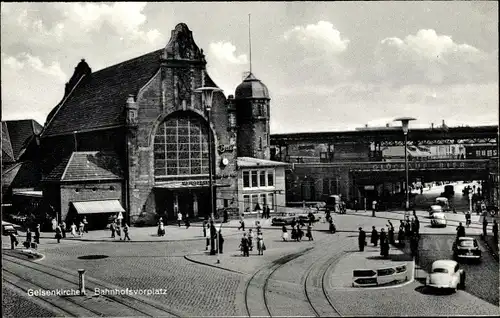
[2,221,18,236]
[430,212,447,227]
[453,237,482,261]
[271,215,295,226]
[428,205,443,217]
[425,260,465,292]
[435,197,450,211]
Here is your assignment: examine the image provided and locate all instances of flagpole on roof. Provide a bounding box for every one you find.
[248,13,252,74]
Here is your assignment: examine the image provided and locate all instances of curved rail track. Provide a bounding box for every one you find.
[3,254,180,317]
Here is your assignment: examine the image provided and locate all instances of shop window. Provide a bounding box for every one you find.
[252,194,259,211]
[259,171,266,187]
[267,170,274,187]
[243,195,251,212]
[251,171,258,187]
[243,171,250,188]
[268,193,275,210]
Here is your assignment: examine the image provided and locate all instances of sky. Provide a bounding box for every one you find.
[1,2,498,133]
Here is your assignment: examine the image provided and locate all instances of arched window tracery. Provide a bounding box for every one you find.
[154,113,210,176]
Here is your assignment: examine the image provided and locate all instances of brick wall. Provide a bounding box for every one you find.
[60,181,123,222]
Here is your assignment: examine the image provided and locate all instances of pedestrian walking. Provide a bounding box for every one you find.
[257,232,265,255]
[306,224,314,241]
[240,233,250,257]
[116,224,122,240]
[372,199,377,217]
[218,230,224,254]
[177,212,182,227]
[248,229,254,251]
[387,221,395,245]
[329,219,336,234]
[78,221,84,236]
[210,221,217,254]
[281,225,289,241]
[205,222,210,250]
[371,226,379,247]
[482,217,488,237]
[82,216,88,233]
[354,199,358,212]
[404,219,411,239]
[123,223,131,241]
[34,224,40,244]
[492,220,498,244]
[456,222,466,239]
[238,214,245,231]
[160,221,166,237]
[465,211,471,227]
[358,227,366,251]
[223,208,229,223]
[291,225,297,241]
[291,218,297,228]
[398,222,405,246]
[380,229,389,258]
[61,222,66,238]
[10,232,19,250]
[185,216,190,229]
[410,233,419,259]
[110,221,116,238]
[26,228,32,247]
[297,225,304,242]
[70,223,77,237]
[55,224,62,243]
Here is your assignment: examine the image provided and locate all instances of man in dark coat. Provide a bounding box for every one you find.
[387,221,395,245]
[456,222,466,239]
[223,209,229,223]
[218,230,224,254]
[398,221,405,246]
[61,222,66,238]
[240,233,250,257]
[404,219,411,239]
[210,221,217,255]
[291,218,297,228]
[371,226,379,247]
[34,224,41,244]
[482,217,489,237]
[413,217,420,236]
[379,228,387,256]
[10,232,19,250]
[358,227,366,251]
[410,233,419,260]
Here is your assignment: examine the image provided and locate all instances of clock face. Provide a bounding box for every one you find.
[222,158,229,166]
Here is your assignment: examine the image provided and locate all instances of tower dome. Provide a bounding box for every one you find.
[235,73,270,100]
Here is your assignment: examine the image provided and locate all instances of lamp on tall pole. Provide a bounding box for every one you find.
[394,117,416,215]
[195,86,223,256]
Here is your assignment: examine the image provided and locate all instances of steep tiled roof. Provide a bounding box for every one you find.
[2,122,15,164]
[2,120,42,161]
[45,151,123,182]
[42,156,72,182]
[42,49,163,137]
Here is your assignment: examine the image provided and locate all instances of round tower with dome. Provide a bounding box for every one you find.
[235,72,271,160]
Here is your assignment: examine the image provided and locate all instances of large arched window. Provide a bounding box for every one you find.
[154,113,210,176]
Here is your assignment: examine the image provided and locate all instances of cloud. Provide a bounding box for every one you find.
[373,29,496,86]
[283,21,349,53]
[2,52,66,81]
[209,41,248,64]
[1,53,66,125]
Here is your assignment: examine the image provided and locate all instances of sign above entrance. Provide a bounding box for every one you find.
[154,179,230,189]
[218,144,234,154]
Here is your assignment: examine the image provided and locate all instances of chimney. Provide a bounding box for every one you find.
[365,124,368,128]
[442,120,445,127]
[386,123,389,127]
[431,123,434,129]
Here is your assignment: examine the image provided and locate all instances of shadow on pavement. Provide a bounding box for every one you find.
[415,285,454,296]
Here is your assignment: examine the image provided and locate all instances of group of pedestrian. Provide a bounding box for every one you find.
[325,211,337,233]
[240,228,265,256]
[260,205,272,219]
[109,219,131,241]
[177,212,191,228]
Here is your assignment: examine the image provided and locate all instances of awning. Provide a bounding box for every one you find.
[72,200,125,214]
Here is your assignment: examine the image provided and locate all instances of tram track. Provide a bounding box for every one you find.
[3,254,180,317]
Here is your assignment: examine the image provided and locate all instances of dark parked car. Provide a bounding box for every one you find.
[453,237,481,262]
[271,215,295,226]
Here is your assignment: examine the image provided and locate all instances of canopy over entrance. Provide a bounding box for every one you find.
[72,200,125,214]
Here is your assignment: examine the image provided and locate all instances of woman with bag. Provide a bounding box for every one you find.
[281,225,289,242]
[257,231,265,255]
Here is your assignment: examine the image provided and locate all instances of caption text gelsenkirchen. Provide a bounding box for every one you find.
[28,288,168,297]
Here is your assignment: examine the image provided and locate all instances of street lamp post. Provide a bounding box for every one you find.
[195,86,223,257]
[394,117,416,216]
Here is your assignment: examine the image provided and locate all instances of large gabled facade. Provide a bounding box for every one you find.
[39,23,286,227]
